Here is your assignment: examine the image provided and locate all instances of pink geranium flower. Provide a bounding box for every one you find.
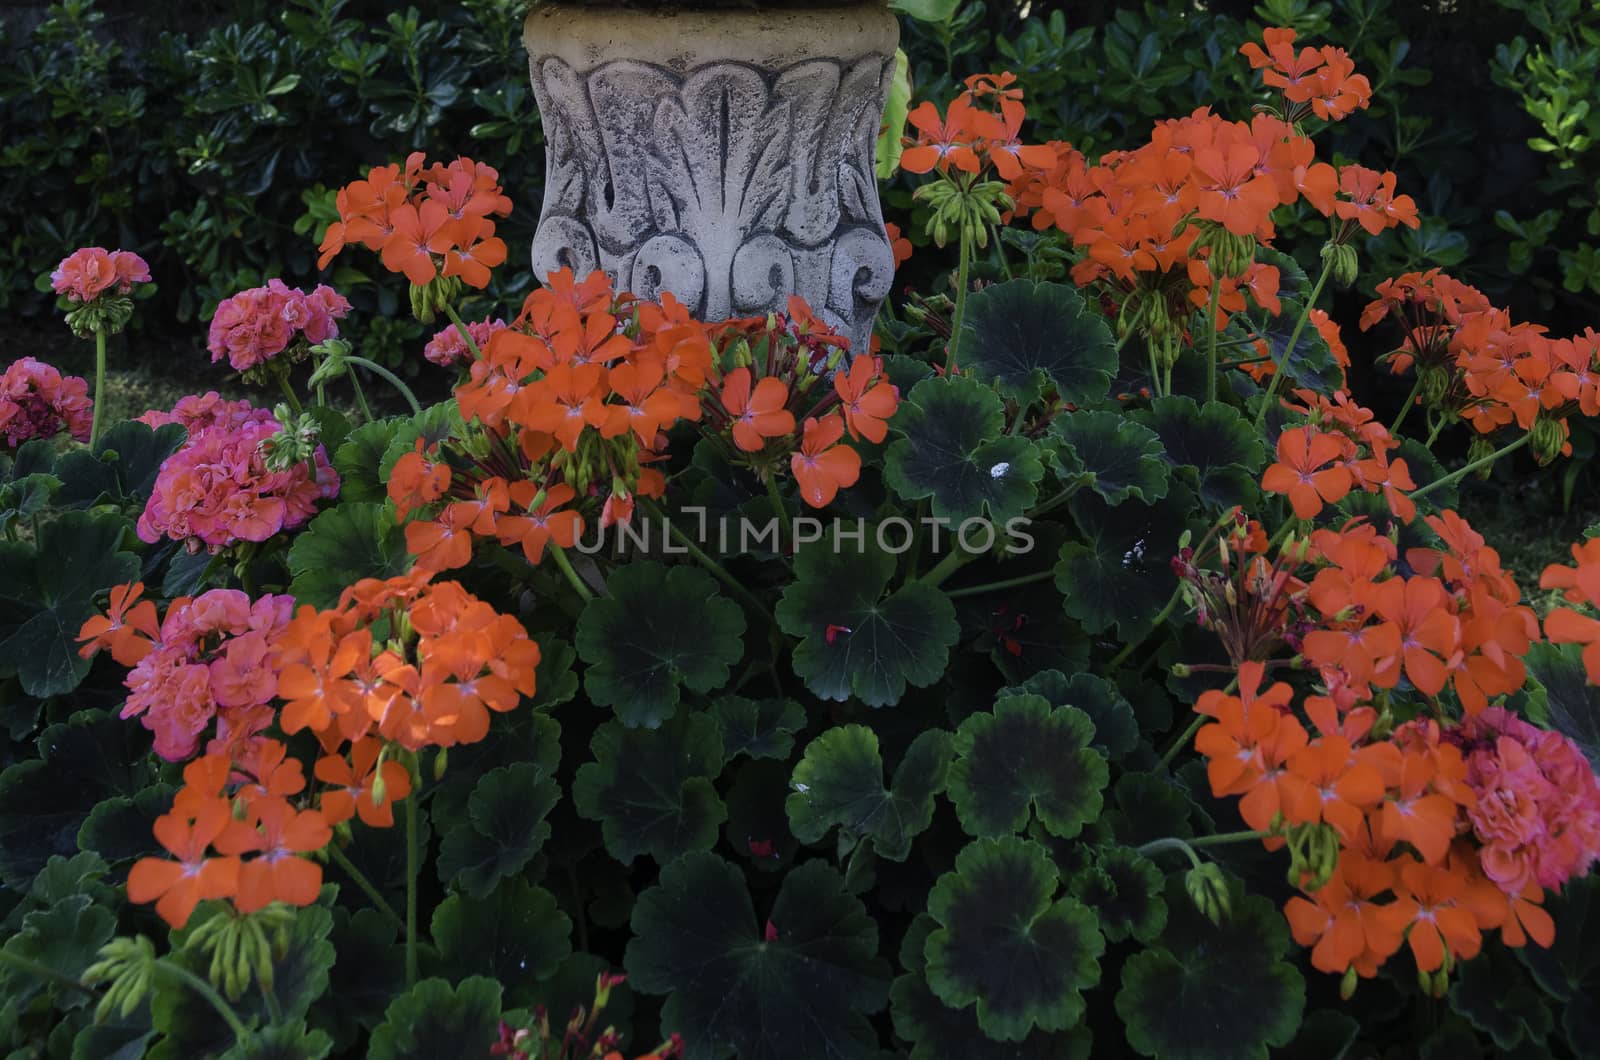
[207,280,352,373]
[423,317,507,367]
[50,248,150,303]
[0,357,93,448]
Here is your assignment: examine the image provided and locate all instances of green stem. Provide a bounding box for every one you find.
[1026,477,1088,519]
[260,981,284,1024]
[1388,375,1424,436]
[276,373,302,415]
[1156,713,1206,771]
[1189,829,1272,848]
[643,498,772,625]
[1205,278,1221,404]
[349,370,375,423]
[442,303,483,362]
[1254,255,1334,430]
[1135,830,1272,864]
[947,228,973,373]
[944,569,1056,599]
[0,947,95,998]
[550,544,595,602]
[1407,433,1531,502]
[1105,586,1183,671]
[160,961,251,1043]
[404,792,419,988]
[764,472,788,557]
[1134,837,1203,870]
[89,328,107,448]
[990,223,1014,280]
[328,843,407,938]
[918,547,975,589]
[346,356,422,416]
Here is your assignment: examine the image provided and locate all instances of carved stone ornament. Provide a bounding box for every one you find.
[523,3,900,354]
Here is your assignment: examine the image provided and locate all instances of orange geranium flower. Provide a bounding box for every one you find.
[1261,426,1354,519]
[1368,577,1460,697]
[721,367,794,452]
[496,482,584,565]
[78,581,160,665]
[790,415,860,509]
[215,796,332,914]
[316,736,412,828]
[1283,853,1412,977]
[833,355,899,443]
[127,797,241,929]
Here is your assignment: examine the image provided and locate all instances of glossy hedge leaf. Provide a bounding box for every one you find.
[0,710,154,887]
[435,761,558,898]
[1131,398,1264,511]
[367,977,503,1060]
[787,726,953,861]
[1116,875,1304,1060]
[924,836,1104,1041]
[576,562,745,727]
[1001,669,1140,763]
[884,375,1045,524]
[948,694,1108,839]
[625,853,890,1060]
[1050,410,1170,506]
[218,1024,333,1060]
[1524,641,1600,765]
[333,417,407,503]
[712,695,806,761]
[573,712,726,866]
[1068,846,1167,944]
[0,510,139,696]
[959,279,1117,404]
[432,877,571,1008]
[890,913,1091,1060]
[1054,486,1193,637]
[286,502,410,610]
[776,529,959,707]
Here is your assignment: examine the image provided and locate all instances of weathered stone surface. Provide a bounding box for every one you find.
[524,4,899,353]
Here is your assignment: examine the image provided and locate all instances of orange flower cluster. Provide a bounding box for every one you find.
[1542,539,1600,680]
[91,570,539,928]
[395,270,896,573]
[1262,387,1418,523]
[1194,662,1557,993]
[900,72,1058,179]
[1362,268,1599,454]
[317,152,512,288]
[1239,27,1373,123]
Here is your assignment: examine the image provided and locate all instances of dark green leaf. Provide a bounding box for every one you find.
[1131,398,1264,511]
[1049,410,1169,506]
[924,836,1104,1041]
[884,376,1045,524]
[432,877,571,1008]
[1001,669,1140,762]
[218,1023,333,1060]
[286,502,409,610]
[1116,876,1304,1060]
[78,784,177,865]
[1054,486,1193,637]
[333,417,408,503]
[572,712,726,866]
[435,762,558,898]
[1524,641,1600,765]
[776,529,959,707]
[711,695,806,761]
[1068,846,1166,944]
[787,727,953,861]
[625,853,890,1060]
[0,895,115,1010]
[576,562,745,727]
[367,977,503,1060]
[947,694,1108,839]
[959,279,1117,405]
[1448,946,1554,1052]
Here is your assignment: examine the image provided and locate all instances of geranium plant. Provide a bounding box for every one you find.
[0,23,1598,1060]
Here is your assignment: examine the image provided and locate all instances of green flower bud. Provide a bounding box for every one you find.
[1322,242,1360,288]
[1340,966,1359,1000]
[1531,417,1567,464]
[433,746,448,782]
[1418,364,1451,406]
[1184,862,1232,926]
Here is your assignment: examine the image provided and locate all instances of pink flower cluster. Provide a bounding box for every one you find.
[137,392,275,436]
[208,280,351,372]
[118,589,294,761]
[137,403,339,552]
[1458,707,1600,894]
[424,317,507,367]
[50,248,150,303]
[0,357,93,448]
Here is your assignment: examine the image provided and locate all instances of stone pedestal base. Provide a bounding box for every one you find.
[523,3,899,353]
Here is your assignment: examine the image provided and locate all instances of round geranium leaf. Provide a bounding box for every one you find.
[1448,946,1556,1052]
[884,376,1045,524]
[436,762,559,898]
[776,529,959,707]
[959,279,1117,405]
[1049,410,1170,507]
[712,695,806,762]
[947,695,1108,839]
[1054,486,1194,638]
[576,562,746,727]
[1068,846,1167,944]
[924,836,1104,1041]
[431,877,571,1009]
[624,852,890,1060]
[1002,670,1140,763]
[1130,397,1264,511]
[218,1023,333,1060]
[0,894,115,1012]
[724,758,802,871]
[1524,642,1600,766]
[287,502,409,610]
[78,784,176,865]
[1115,875,1304,1060]
[572,712,726,866]
[1238,290,1343,395]
[367,977,503,1060]
[787,726,953,861]
[333,417,407,503]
